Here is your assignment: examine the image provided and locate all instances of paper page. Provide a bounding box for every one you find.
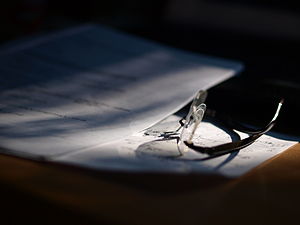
[56,114,298,177]
[0,24,242,158]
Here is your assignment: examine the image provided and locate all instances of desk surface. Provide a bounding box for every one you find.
[0,143,299,225]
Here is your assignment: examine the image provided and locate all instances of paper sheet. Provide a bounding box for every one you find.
[56,114,297,177]
[0,24,242,158]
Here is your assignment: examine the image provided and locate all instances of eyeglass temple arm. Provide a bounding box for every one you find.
[207,99,284,135]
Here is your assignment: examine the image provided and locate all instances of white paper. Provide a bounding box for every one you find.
[56,114,298,177]
[0,24,242,158]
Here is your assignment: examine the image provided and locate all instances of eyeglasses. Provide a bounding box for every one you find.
[159,90,283,159]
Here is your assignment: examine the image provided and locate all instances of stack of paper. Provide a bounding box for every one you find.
[0,24,296,177]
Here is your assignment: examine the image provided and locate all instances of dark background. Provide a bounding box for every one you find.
[0,2,299,225]
[0,0,299,136]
